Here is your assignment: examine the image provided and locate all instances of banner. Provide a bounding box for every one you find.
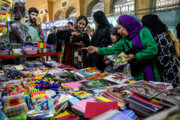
[42,17,74,29]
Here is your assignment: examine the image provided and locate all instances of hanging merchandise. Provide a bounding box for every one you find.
[1,0,13,10]
[6,12,11,21]
[0,22,9,35]
[0,13,7,21]
[2,25,7,33]
[11,22,31,42]
[12,0,27,19]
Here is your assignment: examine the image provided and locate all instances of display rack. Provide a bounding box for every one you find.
[0,52,61,63]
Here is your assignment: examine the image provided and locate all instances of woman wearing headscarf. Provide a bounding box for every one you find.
[89,11,112,71]
[142,14,180,86]
[84,15,161,81]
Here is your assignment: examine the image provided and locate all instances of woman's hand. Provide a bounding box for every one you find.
[72,41,85,47]
[104,60,109,65]
[71,32,80,36]
[127,54,135,62]
[81,46,98,54]
[72,42,81,46]
[79,41,85,47]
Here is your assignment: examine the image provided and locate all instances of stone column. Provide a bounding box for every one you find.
[76,0,84,17]
[47,0,53,21]
[135,0,153,19]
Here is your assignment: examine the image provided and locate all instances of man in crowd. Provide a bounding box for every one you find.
[47,26,59,61]
[24,7,44,43]
[67,22,74,30]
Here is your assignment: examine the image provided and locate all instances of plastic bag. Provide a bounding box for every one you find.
[11,22,31,42]
[122,63,131,76]
[27,110,55,120]
[12,0,27,19]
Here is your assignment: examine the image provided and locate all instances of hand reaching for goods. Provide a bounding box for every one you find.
[81,46,98,54]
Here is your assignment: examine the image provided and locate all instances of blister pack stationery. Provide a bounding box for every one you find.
[1,0,13,10]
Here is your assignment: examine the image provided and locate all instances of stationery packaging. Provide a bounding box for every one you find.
[84,101,119,118]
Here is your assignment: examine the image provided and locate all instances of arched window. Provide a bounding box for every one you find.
[68,8,76,18]
[113,0,134,14]
[156,0,180,10]
[57,12,63,20]
[90,1,104,16]
[55,12,63,20]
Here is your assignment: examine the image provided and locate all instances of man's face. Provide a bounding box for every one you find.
[68,23,73,29]
[29,12,38,23]
[53,28,57,33]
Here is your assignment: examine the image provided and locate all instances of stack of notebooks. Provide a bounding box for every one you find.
[124,81,165,118]
[71,97,119,117]
[155,87,180,107]
[92,109,137,120]
[127,93,163,117]
[124,81,165,99]
[149,81,173,90]
[102,87,131,107]
[104,73,133,84]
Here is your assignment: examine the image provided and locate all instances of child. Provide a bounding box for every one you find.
[104,27,122,73]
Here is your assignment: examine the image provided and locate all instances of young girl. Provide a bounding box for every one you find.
[104,27,122,73]
[70,16,90,69]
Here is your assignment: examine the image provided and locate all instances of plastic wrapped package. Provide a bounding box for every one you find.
[3,102,28,117]
[27,110,55,120]
[52,94,69,115]
[23,45,39,55]
[12,0,27,19]
[0,12,11,22]
[1,0,13,10]
[11,22,31,42]
[2,93,25,106]
[0,35,9,43]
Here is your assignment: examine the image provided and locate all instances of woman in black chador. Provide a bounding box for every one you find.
[89,11,112,71]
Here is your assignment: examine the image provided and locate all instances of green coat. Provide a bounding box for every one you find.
[98,28,161,81]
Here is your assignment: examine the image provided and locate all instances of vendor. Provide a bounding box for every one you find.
[24,7,44,43]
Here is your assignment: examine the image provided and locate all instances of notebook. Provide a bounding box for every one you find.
[124,81,165,99]
[71,97,99,113]
[80,79,118,90]
[104,73,132,84]
[84,101,119,118]
[62,79,87,91]
[113,52,128,69]
[155,87,180,107]
[87,73,110,80]
[77,67,100,77]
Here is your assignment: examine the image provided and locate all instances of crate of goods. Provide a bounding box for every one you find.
[23,46,39,55]
[12,49,23,55]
